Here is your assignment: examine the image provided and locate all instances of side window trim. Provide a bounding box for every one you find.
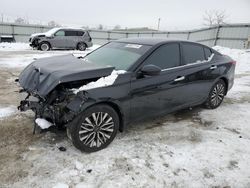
[203,47,207,60]
[204,47,213,60]
[162,56,213,72]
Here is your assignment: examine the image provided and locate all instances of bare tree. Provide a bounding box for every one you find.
[82,26,89,30]
[48,20,61,27]
[97,24,103,30]
[113,25,121,30]
[214,10,227,25]
[203,10,228,27]
[203,11,215,27]
[15,17,26,24]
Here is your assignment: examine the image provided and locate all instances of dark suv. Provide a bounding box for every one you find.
[18,38,235,152]
[29,28,93,51]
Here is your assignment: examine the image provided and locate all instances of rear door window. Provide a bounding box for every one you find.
[65,30,78,36]
[204,47,212,60]
[143,43,181,70]
[77,31,85,36]
[182,43,206,64]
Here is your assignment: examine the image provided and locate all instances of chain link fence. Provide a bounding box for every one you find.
[1,23,250,49]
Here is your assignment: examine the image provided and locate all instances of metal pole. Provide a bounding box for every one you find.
[214,25,220,46]
[108,31,110,41]
[187,32,190,40]
[157,18,161,31]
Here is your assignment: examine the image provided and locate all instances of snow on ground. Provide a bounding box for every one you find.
[0,43,100,68]
[0,45,250,188]
[214,46,250,74]
[0,105,17,119]
[0,42,31,51]
[0,42,100,52]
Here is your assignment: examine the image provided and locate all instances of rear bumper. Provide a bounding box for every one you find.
[228,65,236,91]
[86,41,93,48]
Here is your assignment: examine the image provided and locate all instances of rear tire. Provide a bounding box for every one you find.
[204,79,226,109]
[68,104,119,152]
[39,42,51,51]
[77,42,87,51]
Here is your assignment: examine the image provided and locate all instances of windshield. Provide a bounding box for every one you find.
[45,28,61,35]
[83,42,151,70]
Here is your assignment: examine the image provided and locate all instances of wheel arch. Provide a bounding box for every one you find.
[218,76,229,95]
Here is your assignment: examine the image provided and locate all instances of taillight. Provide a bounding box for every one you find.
[230,61,236,65]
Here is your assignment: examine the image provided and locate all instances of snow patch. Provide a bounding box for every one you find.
[196,53,214,64]
[75,161,83,170]
[0,106,16,119]
[75,183,93,188]
[35,118,53,129]
[0,42,31,51]
[0,44,100,68]
[74,70,126,93]
[32,28,60,38]
[213,46,250,74]
[0,54,58,68]
[52,183,69,188]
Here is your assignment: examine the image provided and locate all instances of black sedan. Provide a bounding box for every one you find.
[18,38,236,152]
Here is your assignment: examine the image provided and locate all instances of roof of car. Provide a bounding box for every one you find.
[54,27,85,31]
[116,37,188,46]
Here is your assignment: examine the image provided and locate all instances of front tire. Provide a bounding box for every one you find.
[69,104,119,152]
[204,79,226,109]
[39,42,51,51]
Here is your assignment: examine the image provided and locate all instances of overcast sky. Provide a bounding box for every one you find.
[1,0,250,30]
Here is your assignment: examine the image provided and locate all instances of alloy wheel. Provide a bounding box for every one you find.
[79,112,114,148]
[78,43,86,51]
[210,82,225,107]
[41,43,49,51]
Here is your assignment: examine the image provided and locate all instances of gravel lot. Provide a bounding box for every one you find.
[0,44,250,188]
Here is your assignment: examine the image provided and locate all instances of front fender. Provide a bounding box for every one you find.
[67,92,123,114]
[66,91,126,131]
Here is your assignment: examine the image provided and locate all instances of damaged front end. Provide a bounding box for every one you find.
[18,87,86,129]
[17,55,114,130]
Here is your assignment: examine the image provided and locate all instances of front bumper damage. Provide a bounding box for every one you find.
[17,55,114,132]
[29,37,40,48]
[18,89,88,132]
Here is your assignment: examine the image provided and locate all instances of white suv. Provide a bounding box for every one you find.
[29,28,93,51]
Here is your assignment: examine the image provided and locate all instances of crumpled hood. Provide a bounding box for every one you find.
[19,55,114,97]
[31,32,46,37]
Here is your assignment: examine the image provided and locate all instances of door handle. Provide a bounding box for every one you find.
[174,76,185,82]
[210,65,217,70]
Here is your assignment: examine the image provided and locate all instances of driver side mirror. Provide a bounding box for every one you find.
[141,64,161,76]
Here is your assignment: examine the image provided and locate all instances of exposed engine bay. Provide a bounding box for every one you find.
[17,54,115,129]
